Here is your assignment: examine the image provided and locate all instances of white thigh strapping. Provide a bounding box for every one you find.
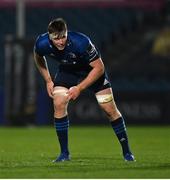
[96,94,113,104]
[53,87,68,96]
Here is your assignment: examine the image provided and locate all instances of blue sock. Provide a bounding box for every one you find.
[54,116,69,155]
[111,117,131,156]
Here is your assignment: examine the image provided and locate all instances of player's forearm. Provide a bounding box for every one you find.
[38,65,52,83]
[34,52,52,83]
[77,66,104,92]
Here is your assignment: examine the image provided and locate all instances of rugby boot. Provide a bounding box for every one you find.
[52,153,70,162]
[124,153,136,162]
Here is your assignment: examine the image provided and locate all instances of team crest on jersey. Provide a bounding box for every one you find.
[68,52,76,59]
[50,53,55,56]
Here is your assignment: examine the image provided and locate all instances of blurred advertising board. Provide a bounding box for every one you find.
[69,91,169,124]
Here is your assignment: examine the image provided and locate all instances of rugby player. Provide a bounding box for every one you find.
[34,18,135,162]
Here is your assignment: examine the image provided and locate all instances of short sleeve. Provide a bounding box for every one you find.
[84,42,100,62]
[79,39,100,63]
[34,36,45,56]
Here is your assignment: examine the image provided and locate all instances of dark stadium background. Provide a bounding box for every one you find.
[0,0,170,126]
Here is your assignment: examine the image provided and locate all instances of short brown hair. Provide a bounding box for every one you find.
[48,18,67,34]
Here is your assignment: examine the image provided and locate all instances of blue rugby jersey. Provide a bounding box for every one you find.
[34,31,100,72]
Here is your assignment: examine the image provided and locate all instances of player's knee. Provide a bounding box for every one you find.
[53,86,69,111]
[107,108,121,119]
[112,110,121,120]
[53,100,68,118]
[53,99,68,112]
[104,107,121,120]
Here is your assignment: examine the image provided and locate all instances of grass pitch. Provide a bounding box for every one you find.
[0,125,170,178]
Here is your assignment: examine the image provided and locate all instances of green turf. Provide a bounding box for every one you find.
[0,125,170,178]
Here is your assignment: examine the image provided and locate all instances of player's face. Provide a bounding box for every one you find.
[50,31,67,50]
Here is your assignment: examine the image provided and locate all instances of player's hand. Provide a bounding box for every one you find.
[68,86,81,100]
[46,81,54,98]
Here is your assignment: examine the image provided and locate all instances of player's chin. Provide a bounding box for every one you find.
[57,45,65,50]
